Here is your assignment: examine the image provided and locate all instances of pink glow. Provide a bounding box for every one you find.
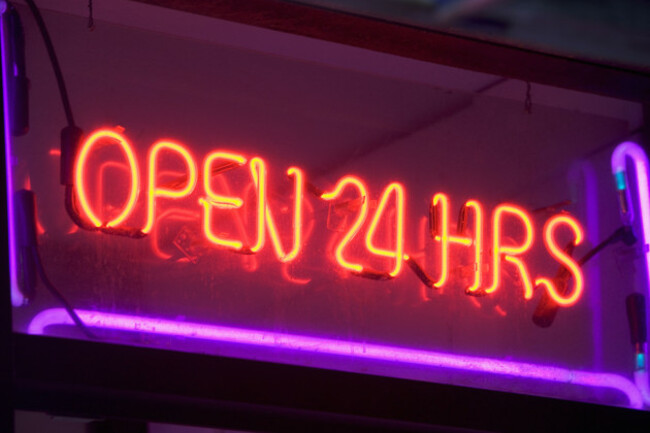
[28,308,643,408]
[1,9,23,306]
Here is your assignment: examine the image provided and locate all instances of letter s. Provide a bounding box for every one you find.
[535,215,584,306]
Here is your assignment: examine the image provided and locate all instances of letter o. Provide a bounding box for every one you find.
[74,129,140,228]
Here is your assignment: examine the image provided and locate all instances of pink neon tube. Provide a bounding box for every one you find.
[28,308,643,408]
[611,141,650,406]
[0,5,24,306]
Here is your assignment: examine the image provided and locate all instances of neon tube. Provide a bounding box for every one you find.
[248,157,266,253]
[75,129,140,228]
[143,141,198,234]
[28,307,643,409]
[254,166,304,263]
[611,142,650,292]
[535,215,584,307]
[321,176,369,273]
[464,200,483,293]
[200,152,247,251]
[150,208,199,260]
[611,141,650,407]
[431,193,451,287]
[485,204,534,297]
[365,182,405,277]
[0,7,23,306]
[96,161,129,222]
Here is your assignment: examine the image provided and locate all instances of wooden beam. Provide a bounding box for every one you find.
[132,0,650,103]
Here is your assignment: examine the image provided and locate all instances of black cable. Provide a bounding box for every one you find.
[64,184,95,231]
[31,247,95,339]
[65,185,146,238]
[22,1,109,235]
[23,0,75,127]
[15,189,95,337]
[578,225,635,267]
[577,235,613,267]
[5,3,29,135]
[405,256,436,289]
[20,1,112,235]
[355,268,393,280]
[533,225,636,328]
[87,0,94,31]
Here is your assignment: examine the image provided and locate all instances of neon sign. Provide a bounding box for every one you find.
[73,128,585,306]
[27,307,644,408]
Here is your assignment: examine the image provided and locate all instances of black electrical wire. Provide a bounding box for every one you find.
[23,0,75,128]
[21,0,146,237]
[305,180,324,198]
[64,184,95,231]
[31,247,95,339]
[64,185,146,238]
[31,247,95,338]
[355,268,393,280]
[405,255,436,289]
[578,225,635,267]
[87,0,94,31]
[21,1,104,235]
[577,236,613,267]
[532,225,636,327]
[16,189,96,337]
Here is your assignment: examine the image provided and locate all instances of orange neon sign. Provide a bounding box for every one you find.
[431,193,471,287]
[199,151,248,251]
[257,167,305,263]
[534,215,584,306]
[463,200,484,293]
[321,176,369,273]
[143,141,197,234]
[73,128,587,307]
[365,182,405,277]
[484,204,535,299]
[75,129,140,228]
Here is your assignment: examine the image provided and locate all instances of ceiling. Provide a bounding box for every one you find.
[127,0,650,103]
[292,0,650,73]
[127,0,650,73]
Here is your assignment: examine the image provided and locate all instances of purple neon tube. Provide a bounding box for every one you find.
[611,141,650,407]
[0,3,24,307]
[28,307,643,408]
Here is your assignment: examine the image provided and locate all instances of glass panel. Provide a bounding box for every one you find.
[3,1,648,411]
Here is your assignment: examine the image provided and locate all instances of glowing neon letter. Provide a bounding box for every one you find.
[253,166,305,262]
[75,129,140,228]
[248,157,267,253]
[485,204,534,298]
[430,193,473,288]
[321,176,369,273]
[534,215,584,306]
[199,152,247,251]
[463,200,484,292]
[142,141,197,234]
[365,182,405,277]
